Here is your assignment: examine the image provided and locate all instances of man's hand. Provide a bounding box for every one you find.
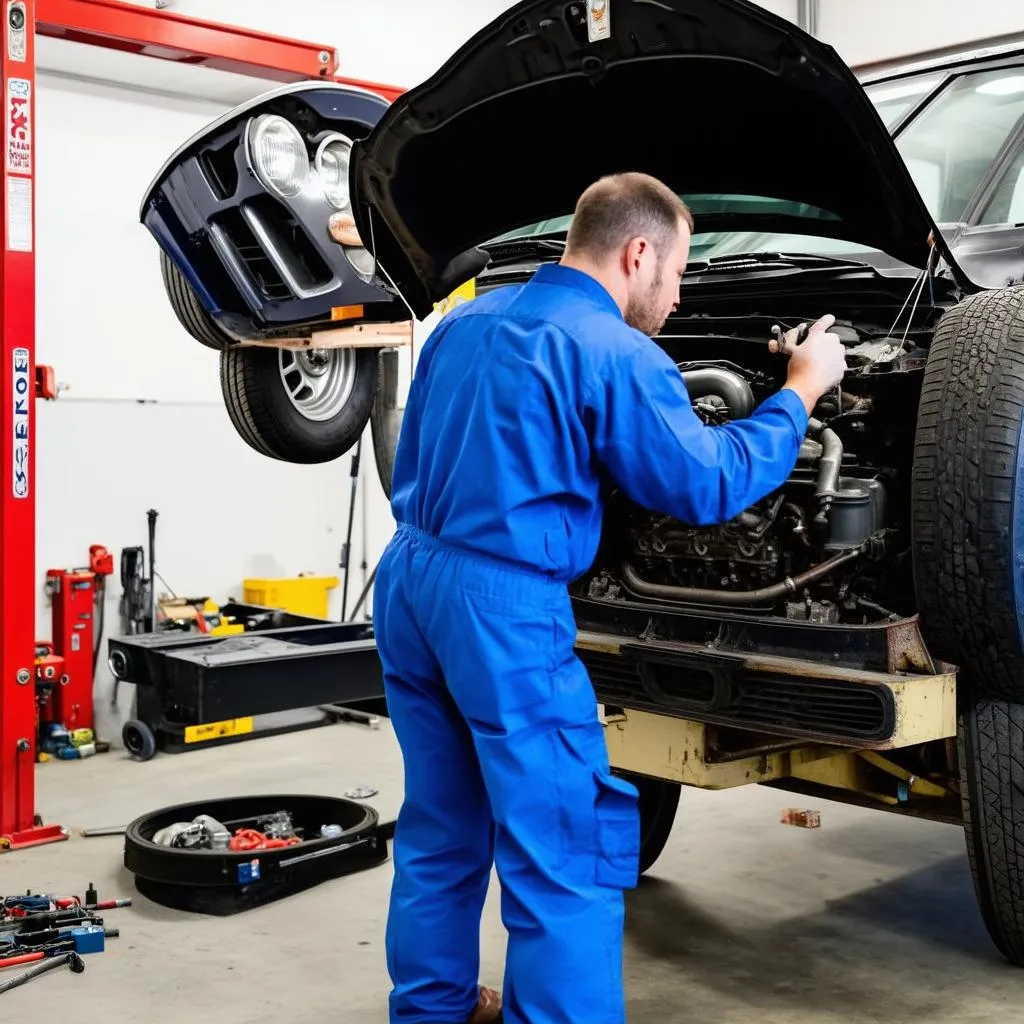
[768,313,846,415]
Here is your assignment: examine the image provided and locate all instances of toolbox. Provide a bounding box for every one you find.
[241,575,340,620]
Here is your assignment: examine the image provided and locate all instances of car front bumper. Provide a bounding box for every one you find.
[572,608,958,755]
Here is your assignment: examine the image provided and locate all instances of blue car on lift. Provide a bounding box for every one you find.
[142,0,1024,969]
[139,79,410,467]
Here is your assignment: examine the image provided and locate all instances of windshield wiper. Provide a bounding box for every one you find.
[686,251,874,275]
[479,236,566,266]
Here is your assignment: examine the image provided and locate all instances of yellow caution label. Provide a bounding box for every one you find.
[435,278,476,316]
[184,717,254,744]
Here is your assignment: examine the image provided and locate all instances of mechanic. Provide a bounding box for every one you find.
[372,171,846,1024]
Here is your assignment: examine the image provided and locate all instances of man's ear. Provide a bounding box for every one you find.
[624,236,649,275]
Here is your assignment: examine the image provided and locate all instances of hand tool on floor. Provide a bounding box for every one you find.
[0,951,84,994]
[0,951,44,970]
[80,825,127,837]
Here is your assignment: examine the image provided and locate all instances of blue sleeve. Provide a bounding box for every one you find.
[585,343,809,526]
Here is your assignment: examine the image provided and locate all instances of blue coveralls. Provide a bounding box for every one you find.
[373,264,808,1024]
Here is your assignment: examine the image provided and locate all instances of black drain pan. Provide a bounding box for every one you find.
[123,793,392,915]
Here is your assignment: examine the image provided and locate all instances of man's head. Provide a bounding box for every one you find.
[560,172,693,336]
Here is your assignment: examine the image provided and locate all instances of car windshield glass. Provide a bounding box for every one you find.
[489,195,874,261]
[882,67,1024,225]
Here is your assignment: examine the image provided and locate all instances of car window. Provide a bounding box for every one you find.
[688,231,876,262]
[491,194,839,243]
[863,72,944,128]
[889,67,1024,224]
[977,139,1024,225]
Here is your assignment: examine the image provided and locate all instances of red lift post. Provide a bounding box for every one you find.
[0,0,402,851]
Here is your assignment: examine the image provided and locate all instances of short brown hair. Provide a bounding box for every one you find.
[564,172,693,264]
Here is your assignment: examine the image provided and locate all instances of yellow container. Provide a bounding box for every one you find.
[242,574,340,620]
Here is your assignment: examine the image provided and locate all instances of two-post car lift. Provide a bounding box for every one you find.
[0,0,399,852]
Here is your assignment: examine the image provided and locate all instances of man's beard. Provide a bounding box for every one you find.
[624,275,666,337]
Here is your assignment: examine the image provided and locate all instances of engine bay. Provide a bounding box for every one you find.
[578,290,947,627]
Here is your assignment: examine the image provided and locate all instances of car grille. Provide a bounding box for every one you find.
[217,210,293,301]
[727,674,888,737]
[213,197,334,304]
[580,651,641,706]
[198,142,239,201]
[578,647,893,743]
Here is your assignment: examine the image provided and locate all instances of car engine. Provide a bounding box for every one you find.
[586,347,915,626]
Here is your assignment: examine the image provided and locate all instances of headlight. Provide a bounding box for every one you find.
[247,114,308,198]
[316,134,352,210]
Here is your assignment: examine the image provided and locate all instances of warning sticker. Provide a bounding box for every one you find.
[12,346,29,499]
[7,176,31,251]
[6,76,30,174]
[587,0,610,42]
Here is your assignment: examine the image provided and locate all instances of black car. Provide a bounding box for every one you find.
[142,0,1024,968]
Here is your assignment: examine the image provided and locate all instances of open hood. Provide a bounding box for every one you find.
[351,0,968,319]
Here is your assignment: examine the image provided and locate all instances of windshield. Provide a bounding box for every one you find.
[491,194,876,262]
[490,64,1024,262]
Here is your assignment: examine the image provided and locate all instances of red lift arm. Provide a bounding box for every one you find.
[0,0,402,851]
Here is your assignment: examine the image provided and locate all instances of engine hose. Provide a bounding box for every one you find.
[620,545,866,606]
[680,367,754,419]
[806,417,843,526]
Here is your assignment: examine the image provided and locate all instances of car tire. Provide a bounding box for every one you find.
[613,769,681,876]
[959,694,1024,967]
[369,348,404,499]
[159,251,231,351]
[911,285,1024,702]
[220,345,379,464]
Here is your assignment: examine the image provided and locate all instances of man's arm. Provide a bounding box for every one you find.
[585,343,811,527]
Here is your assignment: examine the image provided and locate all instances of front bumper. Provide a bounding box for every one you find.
[141,84,406,339]
[574,616,957,753]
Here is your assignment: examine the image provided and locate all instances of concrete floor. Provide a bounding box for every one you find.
[2,719,1023,1023]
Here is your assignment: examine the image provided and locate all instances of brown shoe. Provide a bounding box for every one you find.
[468,986,502,1023]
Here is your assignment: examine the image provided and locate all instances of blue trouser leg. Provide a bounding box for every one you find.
[413,532,641,1024]
[374,535,495,1023]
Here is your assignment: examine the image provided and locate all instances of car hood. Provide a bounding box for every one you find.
[350,0,974,320]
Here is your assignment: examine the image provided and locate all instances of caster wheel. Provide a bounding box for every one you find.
[122,719,157,761]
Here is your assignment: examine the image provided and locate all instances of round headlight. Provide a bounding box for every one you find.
[316,135,352,210]
[248,114,308,197]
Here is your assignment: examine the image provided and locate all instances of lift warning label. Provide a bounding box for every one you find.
[12,346,29,499]
[6,76,30,174]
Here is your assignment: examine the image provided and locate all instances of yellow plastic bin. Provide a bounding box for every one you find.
[242,574,340,620]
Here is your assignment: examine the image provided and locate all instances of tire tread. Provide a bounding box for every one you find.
[960,696,1024,966]
[160,251,229,351]
[911,286,1024,700]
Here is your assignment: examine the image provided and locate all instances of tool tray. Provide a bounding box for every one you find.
[123,794,392,915]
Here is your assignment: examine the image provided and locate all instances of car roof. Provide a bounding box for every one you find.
[858,38,1024,87]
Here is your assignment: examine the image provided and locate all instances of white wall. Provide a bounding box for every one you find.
[818,0,1024,67]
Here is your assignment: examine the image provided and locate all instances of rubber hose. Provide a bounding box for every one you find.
[620,545,865,606]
